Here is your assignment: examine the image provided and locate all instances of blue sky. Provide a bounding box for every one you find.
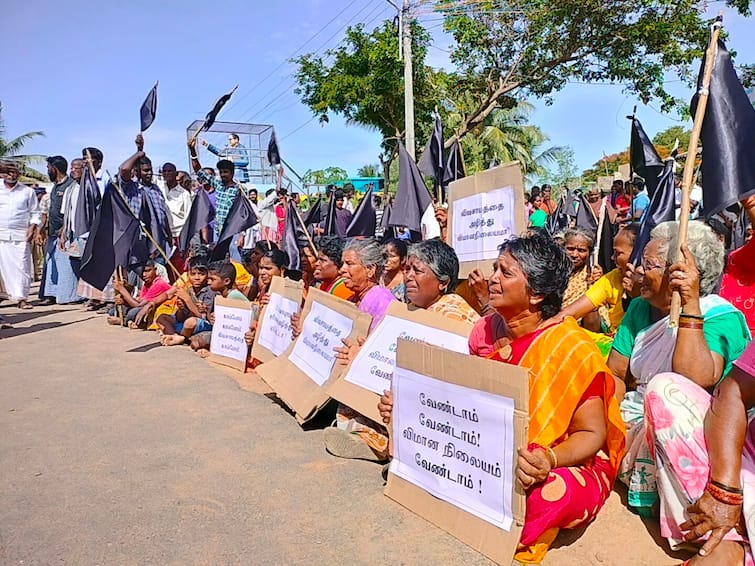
[3,0,754,188]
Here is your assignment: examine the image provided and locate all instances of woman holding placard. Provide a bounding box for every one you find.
[379,231,626,564]
[324,238,397,461]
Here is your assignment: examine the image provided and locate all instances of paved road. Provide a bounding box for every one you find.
[0,303,684,565]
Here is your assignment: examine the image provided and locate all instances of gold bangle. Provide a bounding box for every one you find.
[546,446,558,469]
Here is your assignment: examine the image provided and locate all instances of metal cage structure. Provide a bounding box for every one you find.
[186,120,278,187]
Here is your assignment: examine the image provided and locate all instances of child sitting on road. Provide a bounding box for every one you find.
[157,257,217,346]
[108,261,171,328]
[190,261,249,356]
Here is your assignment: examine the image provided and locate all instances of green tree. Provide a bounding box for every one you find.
[539,146,580,188]
[652,125,692,153]
[437,0,753,147]
[292,20,437,184]
[357,164,380,177]
[0,102,46,181]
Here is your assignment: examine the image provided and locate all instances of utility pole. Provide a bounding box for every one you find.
[402,0,416,159]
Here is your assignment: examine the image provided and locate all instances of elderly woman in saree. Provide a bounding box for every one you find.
[325,239,479,461]
[312,235,353,301]
[606,221,751,549]
[380,231,626,564]
[672,339,755,565]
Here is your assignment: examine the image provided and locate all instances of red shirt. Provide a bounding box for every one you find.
[139,276,171,303]
[720,239,755,333]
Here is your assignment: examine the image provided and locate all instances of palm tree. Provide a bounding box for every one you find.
[357,164,380,177]
[0,102,46,181]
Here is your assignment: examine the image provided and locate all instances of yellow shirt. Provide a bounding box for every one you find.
[584,268,625,333]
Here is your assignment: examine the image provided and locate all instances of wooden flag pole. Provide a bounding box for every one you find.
[669,14,723,327]
[628,105,637,181]
[116,265,125,326]
[592,198,607,267]
[291,200,318,256]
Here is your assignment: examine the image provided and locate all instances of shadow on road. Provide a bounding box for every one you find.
[126,343,163,353]
[0,316,97,340]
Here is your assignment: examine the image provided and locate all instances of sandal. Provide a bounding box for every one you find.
[17,301,33,310]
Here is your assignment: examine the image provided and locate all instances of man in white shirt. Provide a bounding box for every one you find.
[0,161,42,309]
[161,163,193,240]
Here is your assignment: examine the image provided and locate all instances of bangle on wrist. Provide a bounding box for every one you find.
[190,155,199,161]
[546,446,558,469]
[706,481,744,505]
[709,479,743,494]
[680,312,704,320]
[678,319,704,330]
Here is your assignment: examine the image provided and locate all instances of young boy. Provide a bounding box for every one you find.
[157,257,217,346]
[108,261,171,328]
[190,261,249,355]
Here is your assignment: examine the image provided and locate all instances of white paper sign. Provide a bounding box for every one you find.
[289,301,354,386]
[452,186,517,263]
[256,293,299,356]
[392,367,516,532]
[210,302,253,363]
[344,315,469,395]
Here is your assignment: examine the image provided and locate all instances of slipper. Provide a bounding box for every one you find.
[17,302,33,310]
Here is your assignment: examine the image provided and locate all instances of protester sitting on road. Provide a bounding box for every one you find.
[670,339,755,565]
[190,261,249,357]
[606,221,750,525]
[379,230,626,563]
[380,238,407,302]
[557,223,640,336]
[312,236,352,300]
[239,240,278,301]
[108,261,171,328]
[157,257,216,346]
[561,227,604,335]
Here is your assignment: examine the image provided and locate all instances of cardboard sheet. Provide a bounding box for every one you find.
[251,276,304,363]
[254,287,372,423]
[208,296,254,372]
[385,339,529,565]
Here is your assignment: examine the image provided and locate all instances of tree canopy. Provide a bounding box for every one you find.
[0,102,46,181]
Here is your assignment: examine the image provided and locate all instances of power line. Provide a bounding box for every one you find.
[223,0,365,115]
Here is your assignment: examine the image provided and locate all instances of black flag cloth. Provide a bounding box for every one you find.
[442,139,466,188]
[303,197,322,226]
[211,193,258,260]
[545,195,570,236]
[630,158,678,265]
[267,131,281,166]
[281,201,308,272]
[203,87,236,131]
[322,189,338,236]
[629,117,664,198]
[575,193,598,233]
[79,185,140,290]
[731,207,751,250]
[346,186,376,237]
[179,188,216,252]
[692,39,755,218]
[390,141,432,234]
[140,82,158,132]
[418,114,444,199]
[73,164,102,238]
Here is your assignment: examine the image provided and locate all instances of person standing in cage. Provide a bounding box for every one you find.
[200,133,249,183]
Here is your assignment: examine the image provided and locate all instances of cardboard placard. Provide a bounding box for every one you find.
[326,301,472,424]
[254,287,372,423]
[446,162,527,278]
[251,276,304,363]
[616,163,631,181]
[385,339,529,566]
[208,296,254,372]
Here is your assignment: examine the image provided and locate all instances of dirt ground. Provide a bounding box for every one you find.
[0,299,690,565]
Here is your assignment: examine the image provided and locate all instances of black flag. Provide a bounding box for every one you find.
[267,131,281,166]
[692,39,755,217]
[281,200,307,272]
[630,158,678,265]
[731,207,751,250]
[73,164,102,238]
[390,141,432,234]
[211,192,258,260]
[545,195,570,236]
[418,114,444,199]
[140,81,158,132]
[628,117,664,197]
[596,214,616,273]
[442,139,466,188]
[303,197,322,226]
[203,86,237,131]
[79,185,140,290]
[322,188,338,236]
[179,188,216,252]
[346,186,376,237]
[575,193,598,233]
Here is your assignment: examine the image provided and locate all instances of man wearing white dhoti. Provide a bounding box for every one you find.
[0,161,41,309]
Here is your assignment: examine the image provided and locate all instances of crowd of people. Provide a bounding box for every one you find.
[2,136,755,565]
